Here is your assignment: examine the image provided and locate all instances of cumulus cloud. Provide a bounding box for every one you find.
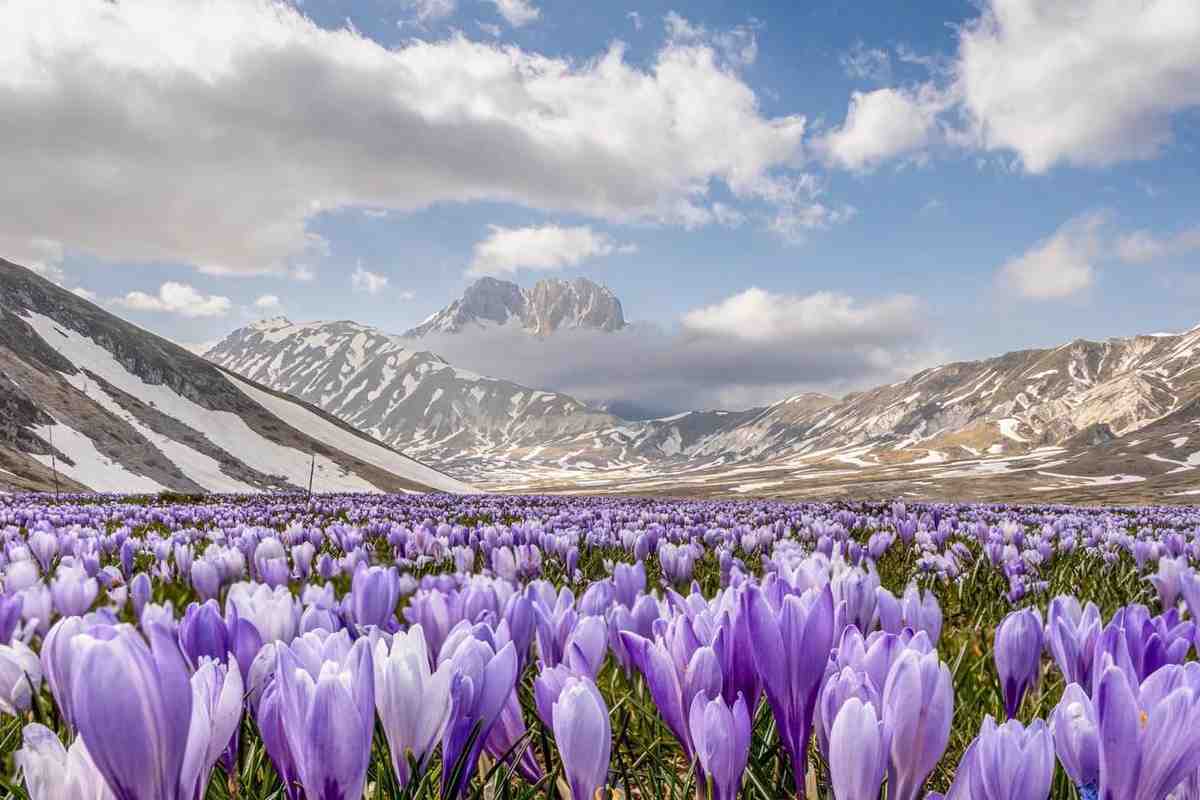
[682,287,921,343]
[403,0,456,24]
[997,212,1106,300]
[817,87,945,171]
[1,236,66,284]
[665,11,759,68]
[0,0,807,276]
[113,282,233,317]
[253,294,282,312]
[468,225,635,276]
[420,287,934,414]
[816,1,1200,173]
[1116,225,1200,264]
[840,41,891,82]
[487,0,539,28]
[351,264,389,294]
[956,0,1200,172]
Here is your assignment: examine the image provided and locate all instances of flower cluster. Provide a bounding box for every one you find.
[1,492,1200,799]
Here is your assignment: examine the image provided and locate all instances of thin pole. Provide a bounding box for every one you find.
[307,453,315,497]
[48,424,60,501]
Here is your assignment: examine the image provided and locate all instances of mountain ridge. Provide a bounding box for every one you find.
[207,280,1200,500]
[0,258,473,494]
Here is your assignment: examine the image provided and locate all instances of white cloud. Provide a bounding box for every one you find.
[113,282,233,317]
[818,87,944,171]
[840,41,891,82]
[665,11,759,68]
[766,203,856,244]
[398,290,416,301]
[627,11,643,31]
[290,265,316,282]
[487,0,539,28]
[253,294,282,312]
[468,224,635,276]
[957,0,1200,172]
[0,1,807,276]
[997,213,1106,300]
[1116,225,1200,264]
[404,0,456,24]
[71,287,97,301]
[351,264,389,294]
[682,287,921,344]
[2,236,66,284]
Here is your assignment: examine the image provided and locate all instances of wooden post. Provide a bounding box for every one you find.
[307,453,315,498]
[48,424,60,501]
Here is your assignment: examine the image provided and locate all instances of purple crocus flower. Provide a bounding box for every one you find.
[994,607,1043,718]
[1050,683,1100,793]
[743,582,835,798]
[442,637,518,800]
[1081,662,1200,800]
[0,592,23,645]
[607,594,661,673]
[129,573,152,621]
[485,690,544,783]
[1181,568,1200,622]
[963,716,1054,800]
[564,614,608,678]
[256,677,303,800]
[50,565,98,617]
[189,561,221,602]
[618,626,721,761]
[0,639,42,716]
[828,697,890,800]
[612,562,647,608]
[374,624,453,787]
[553,676,611,800]
[274,635,375,800]
[181,658,244,800]
[224,582,299,645]
[1093,605,1193,687]
[350,565,401,631]
[1045,595,1101,691]
[901,584,943,644]
[178,600,232,669]
[689,691,751,800]
[882,648,954,800]
[1148,557,1187,611]
[817,665,881,759]
[70,623,194,800]
[14,722,116,800]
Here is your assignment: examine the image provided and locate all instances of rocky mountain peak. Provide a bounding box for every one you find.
[404,275,626,337]
[523,276,625,335]
[249,316,293,331]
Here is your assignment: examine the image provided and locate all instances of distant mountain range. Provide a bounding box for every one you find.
[207,276,1200,503]
[0,258,472,494]
[5,255,1200,503]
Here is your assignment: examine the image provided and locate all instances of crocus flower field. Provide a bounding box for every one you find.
[2,492,1200,800]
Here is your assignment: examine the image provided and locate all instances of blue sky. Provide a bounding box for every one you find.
[3,0,1199,411]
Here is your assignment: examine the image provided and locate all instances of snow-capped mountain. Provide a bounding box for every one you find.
[0,258,472,494]
[208,284,1200,503]
[205,317,631,479]
[404,276,626,337]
